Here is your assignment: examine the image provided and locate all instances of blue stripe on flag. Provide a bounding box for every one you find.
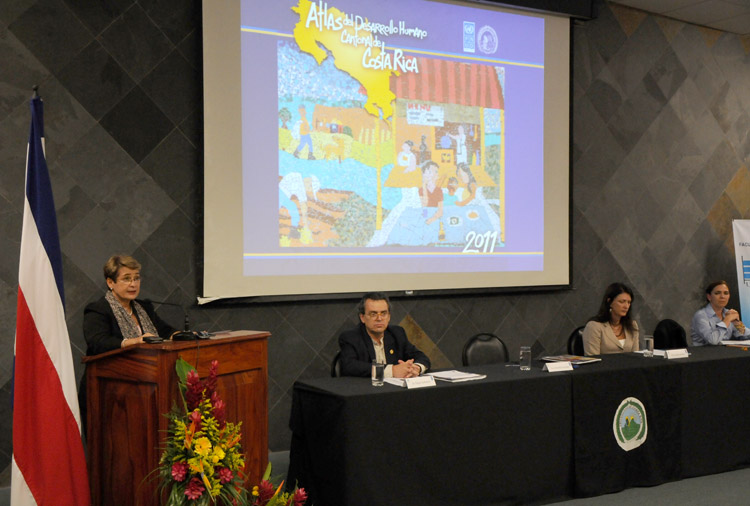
[26,97,65,305]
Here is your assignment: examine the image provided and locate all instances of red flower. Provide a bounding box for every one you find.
[292,487,308,506]
[189,408,202,432]
[205,360,219,397]
[257,480,275,503]
[186,370,203,410]
[171,462,188,482]
[213,398,227,428]
[185,477,205,500]
[217,466,233,484]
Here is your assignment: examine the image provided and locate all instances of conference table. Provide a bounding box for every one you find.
[287,346,750,505]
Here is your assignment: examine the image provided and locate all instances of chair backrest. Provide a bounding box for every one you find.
[462,333,509,366]
[567,326,585,356]
[653,319,687,349]
[331,351,342,377]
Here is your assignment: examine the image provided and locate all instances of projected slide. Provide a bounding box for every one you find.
[240,0,545,280]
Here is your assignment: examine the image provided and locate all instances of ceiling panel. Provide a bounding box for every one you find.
[612,0,750,34]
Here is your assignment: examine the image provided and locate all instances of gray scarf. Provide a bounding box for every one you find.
[105,290,158,340]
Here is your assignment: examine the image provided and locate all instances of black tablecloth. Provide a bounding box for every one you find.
[288,347,750,505]
[570,353,682,496]
[288,364,573,506]
[680,346,750,476]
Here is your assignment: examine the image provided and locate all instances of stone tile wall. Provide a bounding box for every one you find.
[1,0,749,481]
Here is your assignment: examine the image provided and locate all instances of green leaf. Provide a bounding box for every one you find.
[176,357,196,384]
[262,462,273,482]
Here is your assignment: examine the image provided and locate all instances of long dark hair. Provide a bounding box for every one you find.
[590,282,635,332]
[456,162,476,187]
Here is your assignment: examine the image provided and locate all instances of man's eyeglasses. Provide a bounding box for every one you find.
[365,311,389,320]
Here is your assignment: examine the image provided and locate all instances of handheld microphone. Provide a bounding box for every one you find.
[144,299,197,341]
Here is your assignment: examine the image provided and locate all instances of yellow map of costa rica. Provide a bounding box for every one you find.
[292,0,398,119]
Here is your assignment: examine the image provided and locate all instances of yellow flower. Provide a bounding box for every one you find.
[210,482,222,497]
[211,447,226,463]
[189,458,204,474]
[252,486,259,497]
[194,437,212,457]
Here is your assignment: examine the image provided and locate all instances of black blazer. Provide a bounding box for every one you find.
[82,295,176,355]
[338,323,431,377]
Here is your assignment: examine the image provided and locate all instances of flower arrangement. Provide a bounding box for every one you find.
[158,358,247,505]
[251,464,307,506]
[157,358,308,506]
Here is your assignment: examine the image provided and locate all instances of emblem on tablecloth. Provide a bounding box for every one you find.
[613,397,648,451]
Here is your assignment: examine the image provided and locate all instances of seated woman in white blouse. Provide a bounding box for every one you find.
[582,282,639,356]
[690,280,750,346]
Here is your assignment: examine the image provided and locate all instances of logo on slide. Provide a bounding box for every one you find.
[477,25,498,54]
[463,21,475,53]
[613,397,648,451]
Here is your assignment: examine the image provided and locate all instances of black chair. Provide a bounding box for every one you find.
[567,326,585,356]
[330,351,342,377]
[462,333,509,366]
[653,319,688,349]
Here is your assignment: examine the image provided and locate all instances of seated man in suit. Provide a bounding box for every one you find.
[339,292,431,378]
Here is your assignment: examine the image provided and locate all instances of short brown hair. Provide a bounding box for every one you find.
[705,280,729,295]
[103,254,140,282]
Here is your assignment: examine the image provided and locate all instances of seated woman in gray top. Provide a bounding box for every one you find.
[690,280,750,346]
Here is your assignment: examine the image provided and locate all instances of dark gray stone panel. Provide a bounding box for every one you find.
[141,49,200,125]
[97,3,172,82]
[0,25,49,120]
[140,128,199,206]
[141,0,200,46]
[99,86,174,163]
[61,205,137,284]
[608,73,668,153]
[55,123,137,204]
[62,0,134,36]
[137,208,194,284]
[57,40,136,121]
[607,17,669,98]
[648,47,688,103]
[8,0,92,75]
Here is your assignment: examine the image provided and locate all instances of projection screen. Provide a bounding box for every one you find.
[202,0,570,301]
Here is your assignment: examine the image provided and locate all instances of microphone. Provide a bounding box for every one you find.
[143,299,197,341]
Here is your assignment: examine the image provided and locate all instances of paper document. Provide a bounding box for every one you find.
[541,355,601,365]
[721,340,750,346]
[634,349,666,357]
[384,378,406,387]
[383,376,437,389]
[426,370,487,382]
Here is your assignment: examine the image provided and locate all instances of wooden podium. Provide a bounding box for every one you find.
[83,331,269,505]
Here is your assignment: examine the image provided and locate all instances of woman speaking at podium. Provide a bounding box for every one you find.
[83,254,176,355]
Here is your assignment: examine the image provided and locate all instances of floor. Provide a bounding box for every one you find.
[3,456,749,504]
[271,450,750,505]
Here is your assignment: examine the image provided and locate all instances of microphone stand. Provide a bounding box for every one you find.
[145,299,197,341]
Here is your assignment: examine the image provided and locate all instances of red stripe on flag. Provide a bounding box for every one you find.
[13,288,90,505]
